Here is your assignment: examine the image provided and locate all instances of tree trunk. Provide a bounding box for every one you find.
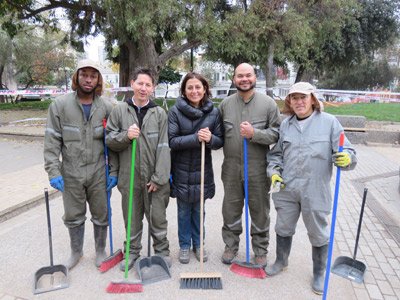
[264,43,274,97]
[0,64,5,103]
[295,65,304,83]
[119,44,130,87]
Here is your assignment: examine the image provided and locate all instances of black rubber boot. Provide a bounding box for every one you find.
[66,224,84,270]
[265,235,292,276]
[312,244,328,295]
[94,225,107,267]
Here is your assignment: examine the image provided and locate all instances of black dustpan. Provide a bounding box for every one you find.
[332,188,368,284]
[33,189,69,294]
[135,192,171,285]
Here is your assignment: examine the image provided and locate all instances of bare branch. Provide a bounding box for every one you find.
[5,0,106,20]
[159,39,202,67]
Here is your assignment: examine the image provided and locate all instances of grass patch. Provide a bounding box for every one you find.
[324,103,400,122]
[2,98,398,123]
[0,100,52,110]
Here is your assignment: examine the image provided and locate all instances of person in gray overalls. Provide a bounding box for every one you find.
[267,82,357,294]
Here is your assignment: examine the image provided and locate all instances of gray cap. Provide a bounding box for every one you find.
[76,59,101,73]
[287,82,316,96]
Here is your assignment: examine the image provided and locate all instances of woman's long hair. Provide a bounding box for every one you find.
[282,93,321,115]
[180,72,212,107]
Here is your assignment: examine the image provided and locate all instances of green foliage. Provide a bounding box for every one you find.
[318,59,395,89]
[158,66,182,85]
[0,100,52,110]
[325,103,400,122]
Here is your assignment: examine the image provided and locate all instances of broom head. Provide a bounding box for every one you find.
[180,272,222,289]
[230,261,266,279]
[98,249,124,273]
[106,279,143,293]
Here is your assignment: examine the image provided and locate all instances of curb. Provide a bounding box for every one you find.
[0,189,60,224]
[0,132,44,142]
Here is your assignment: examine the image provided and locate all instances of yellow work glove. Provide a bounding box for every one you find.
[333,152,351,168]
[271,174,285,189]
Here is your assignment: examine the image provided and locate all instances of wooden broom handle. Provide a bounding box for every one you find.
[200,141,205,272]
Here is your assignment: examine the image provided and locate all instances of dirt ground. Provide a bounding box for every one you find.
[0,110,47,135]
[0,110,48,124]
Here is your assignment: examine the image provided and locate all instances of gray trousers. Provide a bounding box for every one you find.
[121,183,170,256]
[272,189,330,247]
[62,170,108,228]
[221,176,270,256]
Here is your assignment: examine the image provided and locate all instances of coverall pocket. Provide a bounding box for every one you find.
[62,125,81,142]
[93,125,103,140]
[309,136,330,160]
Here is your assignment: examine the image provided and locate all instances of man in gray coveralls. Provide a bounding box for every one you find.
[219,63,281,267]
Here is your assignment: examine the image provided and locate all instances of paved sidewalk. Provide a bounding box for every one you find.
[0,138,399,299]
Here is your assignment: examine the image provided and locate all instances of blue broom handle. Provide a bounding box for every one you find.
[323,132,345,300]
[244,138,250,264]
[103,119,114,254]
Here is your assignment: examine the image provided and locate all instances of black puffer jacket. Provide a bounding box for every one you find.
[168,97,224,202]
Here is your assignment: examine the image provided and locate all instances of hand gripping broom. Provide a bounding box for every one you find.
[180,141,223,289]
[322,132,345,299]
[230,138,266,279]
[99,119,123,272]
[106,138,143,293]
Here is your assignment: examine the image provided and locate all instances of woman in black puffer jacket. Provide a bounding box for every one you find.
[168,72,224,264]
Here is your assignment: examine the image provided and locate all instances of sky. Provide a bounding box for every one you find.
[84,35,105,62]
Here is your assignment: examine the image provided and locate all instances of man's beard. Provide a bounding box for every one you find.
[235,82,256,92]
[78,83,96,95]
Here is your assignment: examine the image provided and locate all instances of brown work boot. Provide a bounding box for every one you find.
[221,248,237,265]
[254,255,267,267]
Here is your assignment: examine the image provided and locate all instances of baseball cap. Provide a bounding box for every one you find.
[76,59,101,73]
[287,82,316,96]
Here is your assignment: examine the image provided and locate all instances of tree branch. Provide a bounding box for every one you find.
[158,39,202,67]
[5,0,106,20]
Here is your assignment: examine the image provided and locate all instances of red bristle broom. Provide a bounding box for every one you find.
[230,138,266,279]
[99,119,123,273]
[106,138,143,293]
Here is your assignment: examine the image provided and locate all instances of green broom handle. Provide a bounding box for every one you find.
[125,138,136,279]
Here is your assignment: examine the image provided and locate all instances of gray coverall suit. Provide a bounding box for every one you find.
[267,111,357,246]
[106,101,171,256]
[219,92,281,256]
[44,92,116,227]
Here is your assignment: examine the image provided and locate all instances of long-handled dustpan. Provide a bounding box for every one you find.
[33,188,69,294]
[135,191,171,284]
[332,188,368,283]
[230,138,266,279]
[180,141,223,289]
[99,118,123,272]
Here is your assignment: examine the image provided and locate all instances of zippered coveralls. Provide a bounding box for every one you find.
[267,111,357,246]
[219,92,281,256]
[106,101,171,256]
[44,92,117,228]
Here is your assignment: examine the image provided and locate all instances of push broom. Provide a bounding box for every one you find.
[322,132,345,299]
[106,138,143,293]
[99,119,123,272]
[180,141,223,289]
[230,138,266,279]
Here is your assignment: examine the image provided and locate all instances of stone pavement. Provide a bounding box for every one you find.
[0,136,399,299]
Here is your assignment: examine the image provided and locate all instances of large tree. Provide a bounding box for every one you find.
[204,0,400,86]
[1,0,226,86]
